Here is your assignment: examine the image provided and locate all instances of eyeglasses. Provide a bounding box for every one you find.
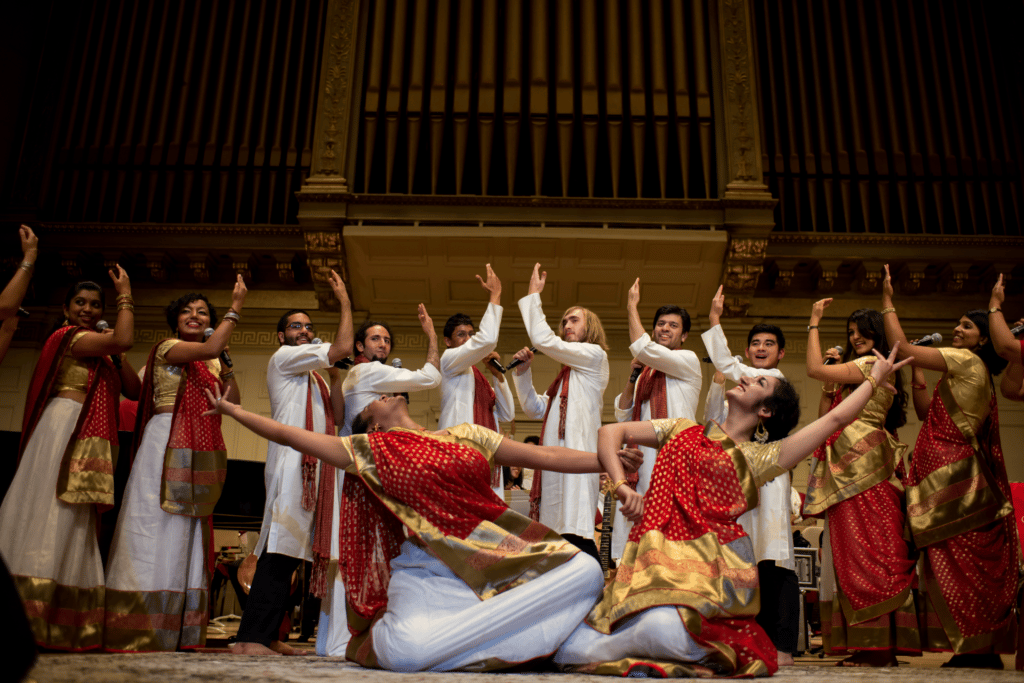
[287,322,316,332]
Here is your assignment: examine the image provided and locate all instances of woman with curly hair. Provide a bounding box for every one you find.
[104,276,246,652]
[882,265,1014,670]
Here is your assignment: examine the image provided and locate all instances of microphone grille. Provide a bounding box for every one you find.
[391,358,402,368]
[204,327,215,339]
[312,337,323,345]
[931,333,942,343]
[95,320,109,331]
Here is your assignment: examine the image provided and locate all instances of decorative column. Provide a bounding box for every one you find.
[297,0,363,310]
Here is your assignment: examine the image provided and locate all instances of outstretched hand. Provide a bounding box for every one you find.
[511,346,534,375]
[231,274,248,310]
[627,278,641,308]
[990,273,1005,309]
[418,303,435,337]
[809,298,832,325]
[882,264,894,300]
[709,285,725,326]
[202,384,235,417]
[108,264,131,296]
[328,269,350,308]
[19,224,38,257]
[476,263,501,303]
[528,263,547,296]
[868,341,912,393]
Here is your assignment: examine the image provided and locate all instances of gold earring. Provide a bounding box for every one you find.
[754,419,769,444]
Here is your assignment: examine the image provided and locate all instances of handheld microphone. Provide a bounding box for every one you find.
[488,357,507,373]
[205,327,233,368]
[391,359,409,403]
[314,338,354,369]
[1012,323,1024,337]
[911,333,942,347]
[629,365,643,383]
[96,320,122,368]
[506,348,538,372]
[312,337,322,344]
[822,345,845,365]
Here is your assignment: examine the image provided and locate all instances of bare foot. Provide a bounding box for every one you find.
[777,651,795,667]
[836,650,897,667]
[231,642,281,656]
[269,640,310,656]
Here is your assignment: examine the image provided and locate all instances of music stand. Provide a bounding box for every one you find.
[793,547,819,654]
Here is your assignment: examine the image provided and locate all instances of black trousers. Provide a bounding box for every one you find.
[236,551,302,646]
[562,533,601,563]
[755,560,800,654]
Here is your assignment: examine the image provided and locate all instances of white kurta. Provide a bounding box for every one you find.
[512,293,609,538]
[255,342,332,561]
[608,333,701,559]
[438,302,514,497]
[700,324,794,570]
[318,358,442,657]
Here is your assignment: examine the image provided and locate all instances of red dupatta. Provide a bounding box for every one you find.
[21,326,120,510]
[134,340,227,518]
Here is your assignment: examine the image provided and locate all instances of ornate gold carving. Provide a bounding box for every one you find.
[40,222,302,237]
[275,253,296,284]
[308,0,357,188]
[145,253,170,282]
[724,262,763,291]
[189,255,212,283]
[727,237,768,260]
[305,227,347,311]
[815,260,843,293]
[232,255,254,282]
[855,261,885,295]
[723,297,751,318]
[770,233,1024,249]
[720,0,767,193]
[61,253,82,279]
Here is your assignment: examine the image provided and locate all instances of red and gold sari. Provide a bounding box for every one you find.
[802,356,918,655]
[907,347,1017,655]
[339,424,579,669]
[573,419,785,678]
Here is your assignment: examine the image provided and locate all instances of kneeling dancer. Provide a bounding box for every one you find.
[555,345,910,677]
[202,387,639,671]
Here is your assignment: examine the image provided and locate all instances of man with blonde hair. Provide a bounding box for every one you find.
[511,263,609,560]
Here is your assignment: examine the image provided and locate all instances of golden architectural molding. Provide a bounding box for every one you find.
[769,233,1024,249]
[303,229,348,311]
[720,228,771,317]
[718,0,769,197]
[39,222,302,237]
[305,0,360,191]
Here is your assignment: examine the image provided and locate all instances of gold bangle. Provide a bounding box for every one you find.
[19,261,34,271]
[822,385,836,396]
[865,375,878,391]
[881,307,896,315]
[220,371,235,381]
[117,303,134,312]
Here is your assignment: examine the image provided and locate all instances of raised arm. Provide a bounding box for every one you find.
[419,303,441,373]
[805,298,869,384]
[0,225,38,319]
[519,263,605,369]
[204,384,353,469]
[327,269,353,364]
[626,278,645,344]
[778,344,911,469]
[987,275,1020,363]
[70,265,136,358]
[881,264,947,372]
[164,275,247,364]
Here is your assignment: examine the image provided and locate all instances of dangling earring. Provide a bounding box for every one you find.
[754,419,769,444]
[62,318,69,327]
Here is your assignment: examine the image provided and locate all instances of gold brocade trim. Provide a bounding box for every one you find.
[828,589,922,654]
[918,551,1017,655]
[803,423,904,516]
[837,585,915,634]
[905,379,1012,548]
[56,437,117,508]
[14,575,104,650]
[160,448,228,517]
[586,531,759,634]
[104,587,209,651]
[704,424,759,512]
[344,428,578,601]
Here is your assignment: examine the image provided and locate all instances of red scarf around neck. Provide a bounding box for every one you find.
[632,366,668,421]
[529,365,571,520]
[471,366,501,488]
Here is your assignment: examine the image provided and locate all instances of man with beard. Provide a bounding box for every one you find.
[315,301,442,656]
[438,264,514,497]
[232,270,351,655]
[609,278,701,564]
[701,284,798,666]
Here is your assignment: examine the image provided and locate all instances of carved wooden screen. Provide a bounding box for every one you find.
[19,0,326,225]
[353,0,718,199]
[754,0,1024,236]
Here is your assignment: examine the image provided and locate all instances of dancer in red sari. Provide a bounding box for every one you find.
[803,300,915,667]
[201,385,644,671]
[882,265,1016,669]
[555,346,911,677]
[0,268,139,650]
